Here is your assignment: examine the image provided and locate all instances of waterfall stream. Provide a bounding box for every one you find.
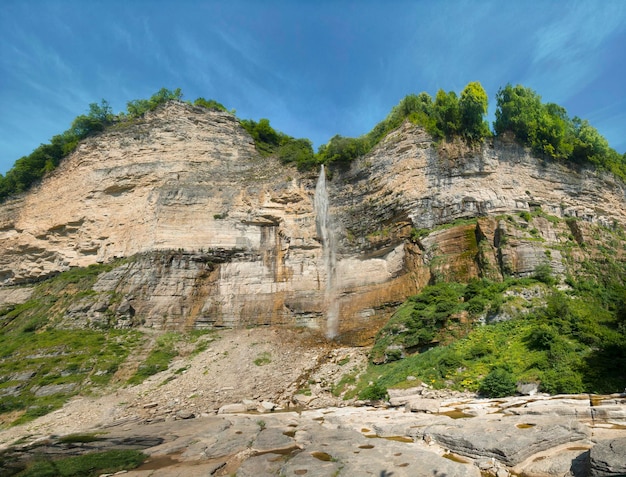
[314,165,339,338]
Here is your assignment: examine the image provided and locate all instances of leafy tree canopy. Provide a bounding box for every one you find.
[126,87,183,118]
[2,82,624,202]
[459,81,490,142]
[493,83,626,179]
[314,82,492,166]
[193,97,227,112]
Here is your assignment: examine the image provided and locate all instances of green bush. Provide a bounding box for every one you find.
[359,381,388,401]
[540,368,585,395]
[533,263,555,285]
[193,97,227,111]
[478,368,517,398]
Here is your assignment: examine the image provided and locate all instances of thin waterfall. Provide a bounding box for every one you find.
[314,165,339,338]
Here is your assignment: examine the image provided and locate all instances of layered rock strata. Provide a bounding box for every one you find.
[1,102,625,337]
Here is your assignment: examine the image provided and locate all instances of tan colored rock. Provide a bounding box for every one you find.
[1,105,626,337]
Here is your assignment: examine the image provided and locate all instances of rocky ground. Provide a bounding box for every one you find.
[1,327,625,476]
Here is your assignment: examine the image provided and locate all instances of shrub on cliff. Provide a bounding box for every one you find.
[125,87,183,118]
[0,88,183,202]
[240,117,317,169]
[363,237,626,396]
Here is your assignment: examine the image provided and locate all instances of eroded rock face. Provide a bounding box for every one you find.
[589,437,626,476]
[1,102,625,337]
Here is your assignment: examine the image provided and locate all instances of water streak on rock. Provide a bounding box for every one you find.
[314,165,339,338]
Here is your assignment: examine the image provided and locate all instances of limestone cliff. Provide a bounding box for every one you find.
[1,101,625,341]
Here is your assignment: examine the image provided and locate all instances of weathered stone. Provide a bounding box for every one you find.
[293,394,315,406]
[175,410,195,419]
[516,382,540,396]
[241,399,258,411]
[513,445,591,477]
[388,394,418,407]
[0,384,24,397]
[33,383,77,397]
[236,453,285,477]
[1,102,625,339]
[217,403,248,414]
[251,427,299,454]
[589,438,626,476]
[258,401,277,412]
[404,398,440,414]
[11,371,36,381]
[507,404,593,419]
[411,415,590,466]
[0,287,33,307]
[591,405,626,425]
[387,386,424,399]
[496,468,509,477]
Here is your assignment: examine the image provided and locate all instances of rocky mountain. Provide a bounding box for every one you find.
[1,100,625,342]
[2,100,626,477]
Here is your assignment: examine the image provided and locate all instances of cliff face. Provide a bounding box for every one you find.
[1,102,625,341]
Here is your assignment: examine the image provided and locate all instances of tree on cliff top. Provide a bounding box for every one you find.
[459,81,490,142]
[493,83,626,179]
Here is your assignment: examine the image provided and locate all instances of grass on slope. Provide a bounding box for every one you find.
[0,258,221,426]
[8,449,147,477]
[357,266,626,399]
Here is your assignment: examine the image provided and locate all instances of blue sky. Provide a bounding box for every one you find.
[1,0,625,175]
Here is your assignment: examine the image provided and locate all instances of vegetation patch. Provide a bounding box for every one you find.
[253,351,272,366]
[362,258,626,397]
[127,332,181,385]
[0,321,140,426]
[10,449,146,477]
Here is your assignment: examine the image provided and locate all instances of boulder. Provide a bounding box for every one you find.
[258,401,277,412]
[389,394,419,407]
[217,402,248,414]
[404,398,440,414]
[387,386,425,398]
[516,382,540,396]
[175,410,195,420]
[33,383,77,397]
[292,393,315,406]
[589,438,626,476]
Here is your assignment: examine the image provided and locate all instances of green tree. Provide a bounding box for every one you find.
[70,100,114,139]
[493,84,543,143]
[277,138,316,170]
[240,118,286,155]
[459,81,490,142]
[571,118,611,166]
[493,83,626,172]
[532,102,573,159]
[432,89,461,138]
[317,135,368,164]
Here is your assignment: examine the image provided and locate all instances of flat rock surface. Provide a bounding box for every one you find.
[411,414,591,466]
[1,329,625,476]
[4,407,625,477]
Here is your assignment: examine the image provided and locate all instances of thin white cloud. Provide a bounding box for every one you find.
[527,2,626,102]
